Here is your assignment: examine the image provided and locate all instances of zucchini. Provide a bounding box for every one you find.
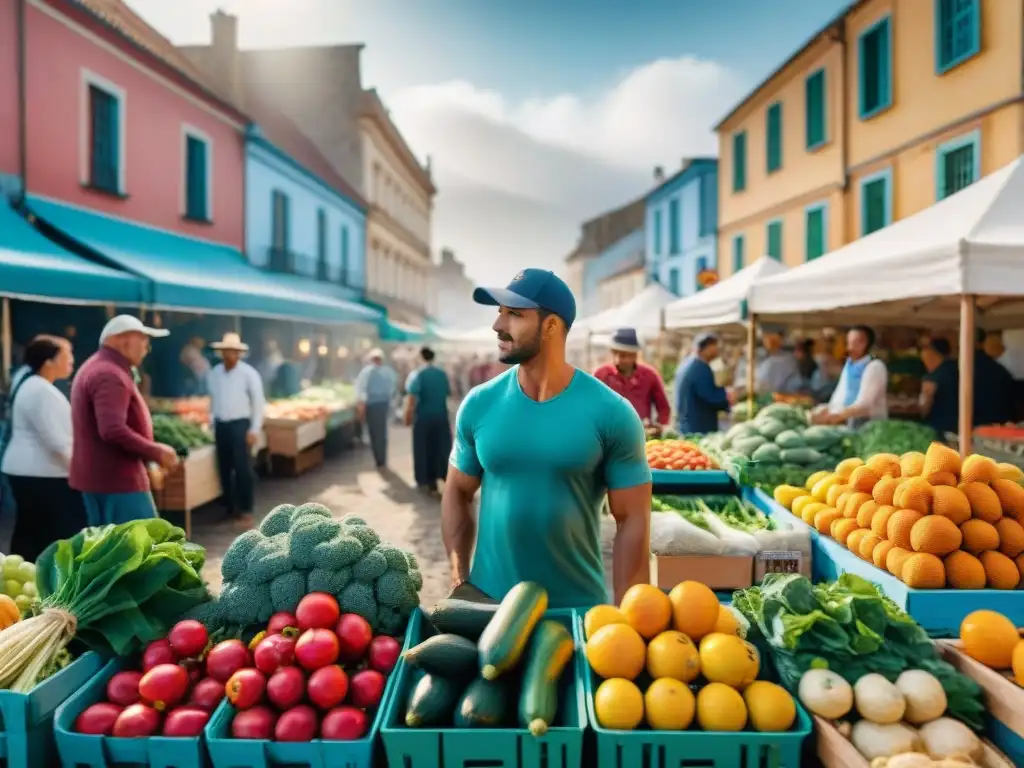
[453,675,513,728]
[430,598,501,641]
[478,582,549,680]
[518,620,574,736]
[402,634,478,677]
[405,673,464,727]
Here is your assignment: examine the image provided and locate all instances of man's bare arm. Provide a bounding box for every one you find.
[608,483,652,602]
[441,465,482,585]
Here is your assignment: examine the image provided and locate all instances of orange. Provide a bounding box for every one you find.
[866,453,902,479]
[856,500,880,528]
[712,605,742,636]
[858,533,881,561]
[872,476,900,507]
[887,510,924,549]
[644,678,695,730]
[646,630,700,683]
[846,529,870,555]
[993,479,1024,520]
[594,678,644,729]
[872,540,895,569]
[886,546,913,577]
[922,442,962,479]
[586,623,647,680]
[584,605,628,640]
[900,451,926,478]
[932,486,972,526]
[909,515,962,556]
[944,551,986,590]
[980,551,1021,590]
[668,581,719,641]
[848,465,882,494]
[901,553,945,589]
[870,505,896,538]
[619,584,672,639]
[832,518,860,545]
[961,482,1003,523]
[960,454,999,485]
[997,518,1024,558]
[960,519,1000,554]
[960,610,1021,669]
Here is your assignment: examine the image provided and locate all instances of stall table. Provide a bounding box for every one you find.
[153,445,222,539]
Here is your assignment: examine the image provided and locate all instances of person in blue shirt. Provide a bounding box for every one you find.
[404,346,452,497]
[674,332,732,434]
[442,268,652,609]
[355,349,397,469]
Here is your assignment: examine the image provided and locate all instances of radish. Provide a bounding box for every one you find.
[167,620,208,659]
[335,614,372,660]
[307,665,349,710]
[75,703,122,735]
[106,671,143,707]
[138,664,189,711]
[231,706,276,739]
[226,668,267,710]
[205,639,251,683]
[267,611,299,637]
[295,628,340,671]
[275,705,319,742]
[112,703,161,737]
[296,593,340,630]
[349,669,386,710]
[187,678,225,711]
[321,706,368,740]
[267,666,306,710]
[253,633,295,675]
[142,639,176,671]
[368,635,401,674]
[162,706,210,737]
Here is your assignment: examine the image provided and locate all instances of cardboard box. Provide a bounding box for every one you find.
[650,553,753,591]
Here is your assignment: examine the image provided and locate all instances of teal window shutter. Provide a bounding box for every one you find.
[936,0,981,73]
[766,103,782,173]
[767,220,783,260]
[653,210,662,255]
[316,209,328,280]
[340,226,350,285]
[805,70,826,149]
[732,132,747,191]
[805,206,826,261]
[936,132,980,199]
[668,268,680,295]
[858,17,893,119]
[668,199,681,254]
[861,175,890,234]
[88,85,119,193]
[732,235,745,274]
[184,136,207,220]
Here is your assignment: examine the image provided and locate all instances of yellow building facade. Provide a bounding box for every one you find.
[717,0,1024,279]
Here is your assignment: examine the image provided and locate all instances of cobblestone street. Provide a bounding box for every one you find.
[180,422,618,611]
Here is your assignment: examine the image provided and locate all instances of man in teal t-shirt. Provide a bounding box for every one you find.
[442,268,652,609]
[405,347,452,496]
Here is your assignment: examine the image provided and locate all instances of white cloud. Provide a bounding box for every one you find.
[386,57,744,287]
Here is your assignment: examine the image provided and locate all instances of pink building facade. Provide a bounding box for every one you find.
[20,0,246,248]
[0,0,20,188]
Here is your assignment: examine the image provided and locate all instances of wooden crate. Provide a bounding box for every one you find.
[264,419,326,457]
[269,442,324,477]
[154,445,222,539]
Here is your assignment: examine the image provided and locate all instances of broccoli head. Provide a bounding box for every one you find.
[290,503,334,526]
[246,535,292,582]
[405,552,420,571]
[259,504,296,536]
[341,514,367,527]
[312,535,364,570]
[347,524,381,552]
[307,567,352,595]
[377,545,409,573]
[289,518,342,569]
[339,581,377,625]
[269,570,307,614]
[352,549,388,582]
[376,606,409,637]
[375,570,413,608]
[183,597,227,631]
[409,569,423,592]
[220,577,272,625]
[221,529,265,581]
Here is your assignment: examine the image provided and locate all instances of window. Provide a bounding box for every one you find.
[858,16,893,119]
[316,209,328,280]
[271,190,290,251]
[732,235,745,274]
[936,130,980,200]
[653,209,662,255]
[805,69,827,149]
[340,226,350,285]
[183,132,209,221]
[936,0,981,73]
[668,198,681,254]
[668,267,680,296]
[732,132,747,192]
[860,169,892,235]
[805,203,827,261]
[766,103,783,173]
[699,174,716,237]
[766,220,783,261]
[87,83,122,194]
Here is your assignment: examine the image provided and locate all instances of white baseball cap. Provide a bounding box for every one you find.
[99,314,170,345]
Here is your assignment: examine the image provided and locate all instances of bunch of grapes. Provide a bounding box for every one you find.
[0,554,39,613]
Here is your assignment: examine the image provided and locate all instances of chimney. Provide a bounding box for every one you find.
[209,10,241,104]
[440,248,456,265]
[653,166,665,182]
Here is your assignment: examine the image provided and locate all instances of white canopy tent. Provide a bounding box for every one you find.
[585,282,679,334]
[747,154,1024,454]
[663,256,790,331]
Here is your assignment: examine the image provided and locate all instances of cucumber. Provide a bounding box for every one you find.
[453,675,513,728]
[430,598,501,641]
[518,619,574,736]
[477,582,549,680]
[405,673,464,728]
[402,634,478,677]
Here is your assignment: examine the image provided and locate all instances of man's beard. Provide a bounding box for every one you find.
[498,327,542,365]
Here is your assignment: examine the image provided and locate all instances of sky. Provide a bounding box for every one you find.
[125,0,850,283]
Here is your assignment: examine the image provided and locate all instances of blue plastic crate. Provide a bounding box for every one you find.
[203,618,415,768]
[379,608,586,768]
[0,651,103,768]
[577,615,812,768]
[651,469,736,494]
[53,657,208,768]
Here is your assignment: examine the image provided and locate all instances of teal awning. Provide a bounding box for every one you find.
[27,197,381,325]
[0,202,142,305]
[379,318,425,342]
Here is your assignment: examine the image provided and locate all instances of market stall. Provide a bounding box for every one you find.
[263,381,358,475]
[149,413,222,539]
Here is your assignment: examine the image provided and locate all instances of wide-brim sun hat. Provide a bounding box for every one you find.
[211,332,249,353]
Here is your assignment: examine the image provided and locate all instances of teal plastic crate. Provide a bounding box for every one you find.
[53,657,208,768]
[203,617,415,768]
[379,608,586,768]
[651,469,736,494]
[577,616,811,768]
[0,650,103,768]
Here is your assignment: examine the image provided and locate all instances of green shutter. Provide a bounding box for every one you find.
[340,226,350,284]
[767,220,782,260]
[858,17,892,118]
[732,235,745,274]
[938,141,977,199]
[805,70,826,149]
[89,85,119,193]
[805,207,825,261]
[185,136,207,220]
[862,177,888,234]
[732,132,747,192]
[766,103,782,173]
[669,268,680,295]
[316,209,328,280]
[653,210,662,254]
[936,0,981,73]
[668,199,680,254]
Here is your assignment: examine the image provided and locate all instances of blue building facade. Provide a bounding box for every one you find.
[244,124,367,301]
[645,158,718,297]
[580,228,645,318]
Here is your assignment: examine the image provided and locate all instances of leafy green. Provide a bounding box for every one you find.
[151,414,214,455]
[732,573,986,730]
[854,420,937,459]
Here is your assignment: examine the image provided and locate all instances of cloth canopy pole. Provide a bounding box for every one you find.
[1,297,11,389]
[746,314,756,417]
[656,308,666,377]
[958,295,976,457]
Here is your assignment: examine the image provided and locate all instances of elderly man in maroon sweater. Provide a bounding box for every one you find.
[593,328,672,436]
[70,315,179,526]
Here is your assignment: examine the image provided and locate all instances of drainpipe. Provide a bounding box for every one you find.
[16,0,27,205]
[836,23,849,193]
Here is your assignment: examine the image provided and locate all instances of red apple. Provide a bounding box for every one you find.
[226,668,267,710]
[367,635,401,675]
[142,639,176,671]
[205,639,251,683]
[231,706,276,739]
[267,666,306,710]
[295,628,340,671]
[274,705,319,742]
[321,706,369,740]
[307,665,349,710]
[253,633,296,675]
[295,592,340,630]
[349,669,386,710]
[335,614,373,660]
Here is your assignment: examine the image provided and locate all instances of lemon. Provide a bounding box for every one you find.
[743,681,796,731]
[644,678,695,730]
[696,682,748,731]
[646,630,700,683]
[594,678,644,730]
[712,605,742,636]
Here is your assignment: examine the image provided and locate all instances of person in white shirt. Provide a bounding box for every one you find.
[1,336,86,560]
[812,325,889,428]
[207,333,266,530]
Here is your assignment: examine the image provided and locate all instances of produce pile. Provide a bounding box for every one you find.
[147,397,210,426]
[265,382,355,423]
[1,553,38,615]
[855,420,937,460]
[193,505,421,637]
[645,439,717,471]
[401,583,575,735]
[773,444,1024,589]
[584,581,798,733]
[0,519,209,692]
[151,413,214,455]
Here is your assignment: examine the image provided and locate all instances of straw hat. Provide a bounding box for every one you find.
[211,332,249,353]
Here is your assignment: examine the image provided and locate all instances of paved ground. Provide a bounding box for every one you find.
[179,422,617,611]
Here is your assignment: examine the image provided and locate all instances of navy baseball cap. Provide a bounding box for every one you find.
[473,269,577,330]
